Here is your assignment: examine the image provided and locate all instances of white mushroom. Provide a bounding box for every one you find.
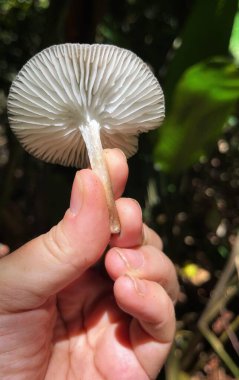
[7,43,165,234]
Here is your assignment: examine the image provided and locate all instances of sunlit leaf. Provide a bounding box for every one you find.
[165,0,238,109]
[230,6,239,63]
[154,58,239,174]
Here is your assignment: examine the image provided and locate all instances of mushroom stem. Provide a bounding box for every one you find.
[80,120,121,234]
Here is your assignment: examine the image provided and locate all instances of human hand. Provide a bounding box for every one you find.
[0,149,179,380]
[0,243,9,258]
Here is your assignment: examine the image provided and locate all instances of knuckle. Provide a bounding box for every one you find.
[43,223,73,266]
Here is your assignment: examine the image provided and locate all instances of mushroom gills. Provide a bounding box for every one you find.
[7,43,165,235]
[79,119,120,234]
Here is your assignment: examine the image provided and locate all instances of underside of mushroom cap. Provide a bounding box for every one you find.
[7,43,165,168]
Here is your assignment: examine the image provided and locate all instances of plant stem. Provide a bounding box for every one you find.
[80,119,121,234]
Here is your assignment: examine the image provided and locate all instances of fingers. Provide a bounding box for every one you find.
[106,197,179,302]
[114,276,176,342]
[0,149,129,312]
[0,170,110,312]
[109,199,163,250]
[0,243,10,258]
[142,224,163,251]
[106,192,178,378]
[114,276,176,378]
[110,198,143,248]
[104,148,128,199]
[106,245,179,302]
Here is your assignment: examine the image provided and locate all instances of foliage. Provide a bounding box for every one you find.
[1,0,239,378]
[154,58,239,173]
[164,0,238,108]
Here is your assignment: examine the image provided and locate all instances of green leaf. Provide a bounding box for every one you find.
[229,5,239,63]
[154,58,239,174]
[165,0,238,109]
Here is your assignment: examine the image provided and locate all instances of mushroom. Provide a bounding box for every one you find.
[7,43,165,234]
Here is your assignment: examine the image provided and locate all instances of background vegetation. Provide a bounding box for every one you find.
[0,0,239,378]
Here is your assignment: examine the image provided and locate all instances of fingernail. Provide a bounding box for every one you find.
[125,275,146,296]
[70,173,84,215]
[115,248,144,270]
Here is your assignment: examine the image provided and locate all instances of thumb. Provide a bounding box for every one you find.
[0,169,110,312]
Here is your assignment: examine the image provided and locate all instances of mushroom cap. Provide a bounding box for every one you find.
[7,44,165,167]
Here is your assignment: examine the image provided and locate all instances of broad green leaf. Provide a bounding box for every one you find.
[154,58,239,174]
[230,5,239,63]
[165,0,238,109]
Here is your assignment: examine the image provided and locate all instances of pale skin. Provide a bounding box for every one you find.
[0,149,179,380]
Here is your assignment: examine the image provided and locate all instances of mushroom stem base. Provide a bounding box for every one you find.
[80,120,121,234]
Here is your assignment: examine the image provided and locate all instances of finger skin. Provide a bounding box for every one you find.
[0,170,109,312]
[0,244,10,258]
[106,197,178,302]
[0,149,129,313]
[104,148,128,199]
[142,225,163,251]
[0,147,176,380]
[114,276,176,341]
[105,245,179,302]
[110,198,163,250]
[110,198,143,248]
[114,276,176,378]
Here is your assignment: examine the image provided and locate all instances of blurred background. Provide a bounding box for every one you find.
[0,0,239,378]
